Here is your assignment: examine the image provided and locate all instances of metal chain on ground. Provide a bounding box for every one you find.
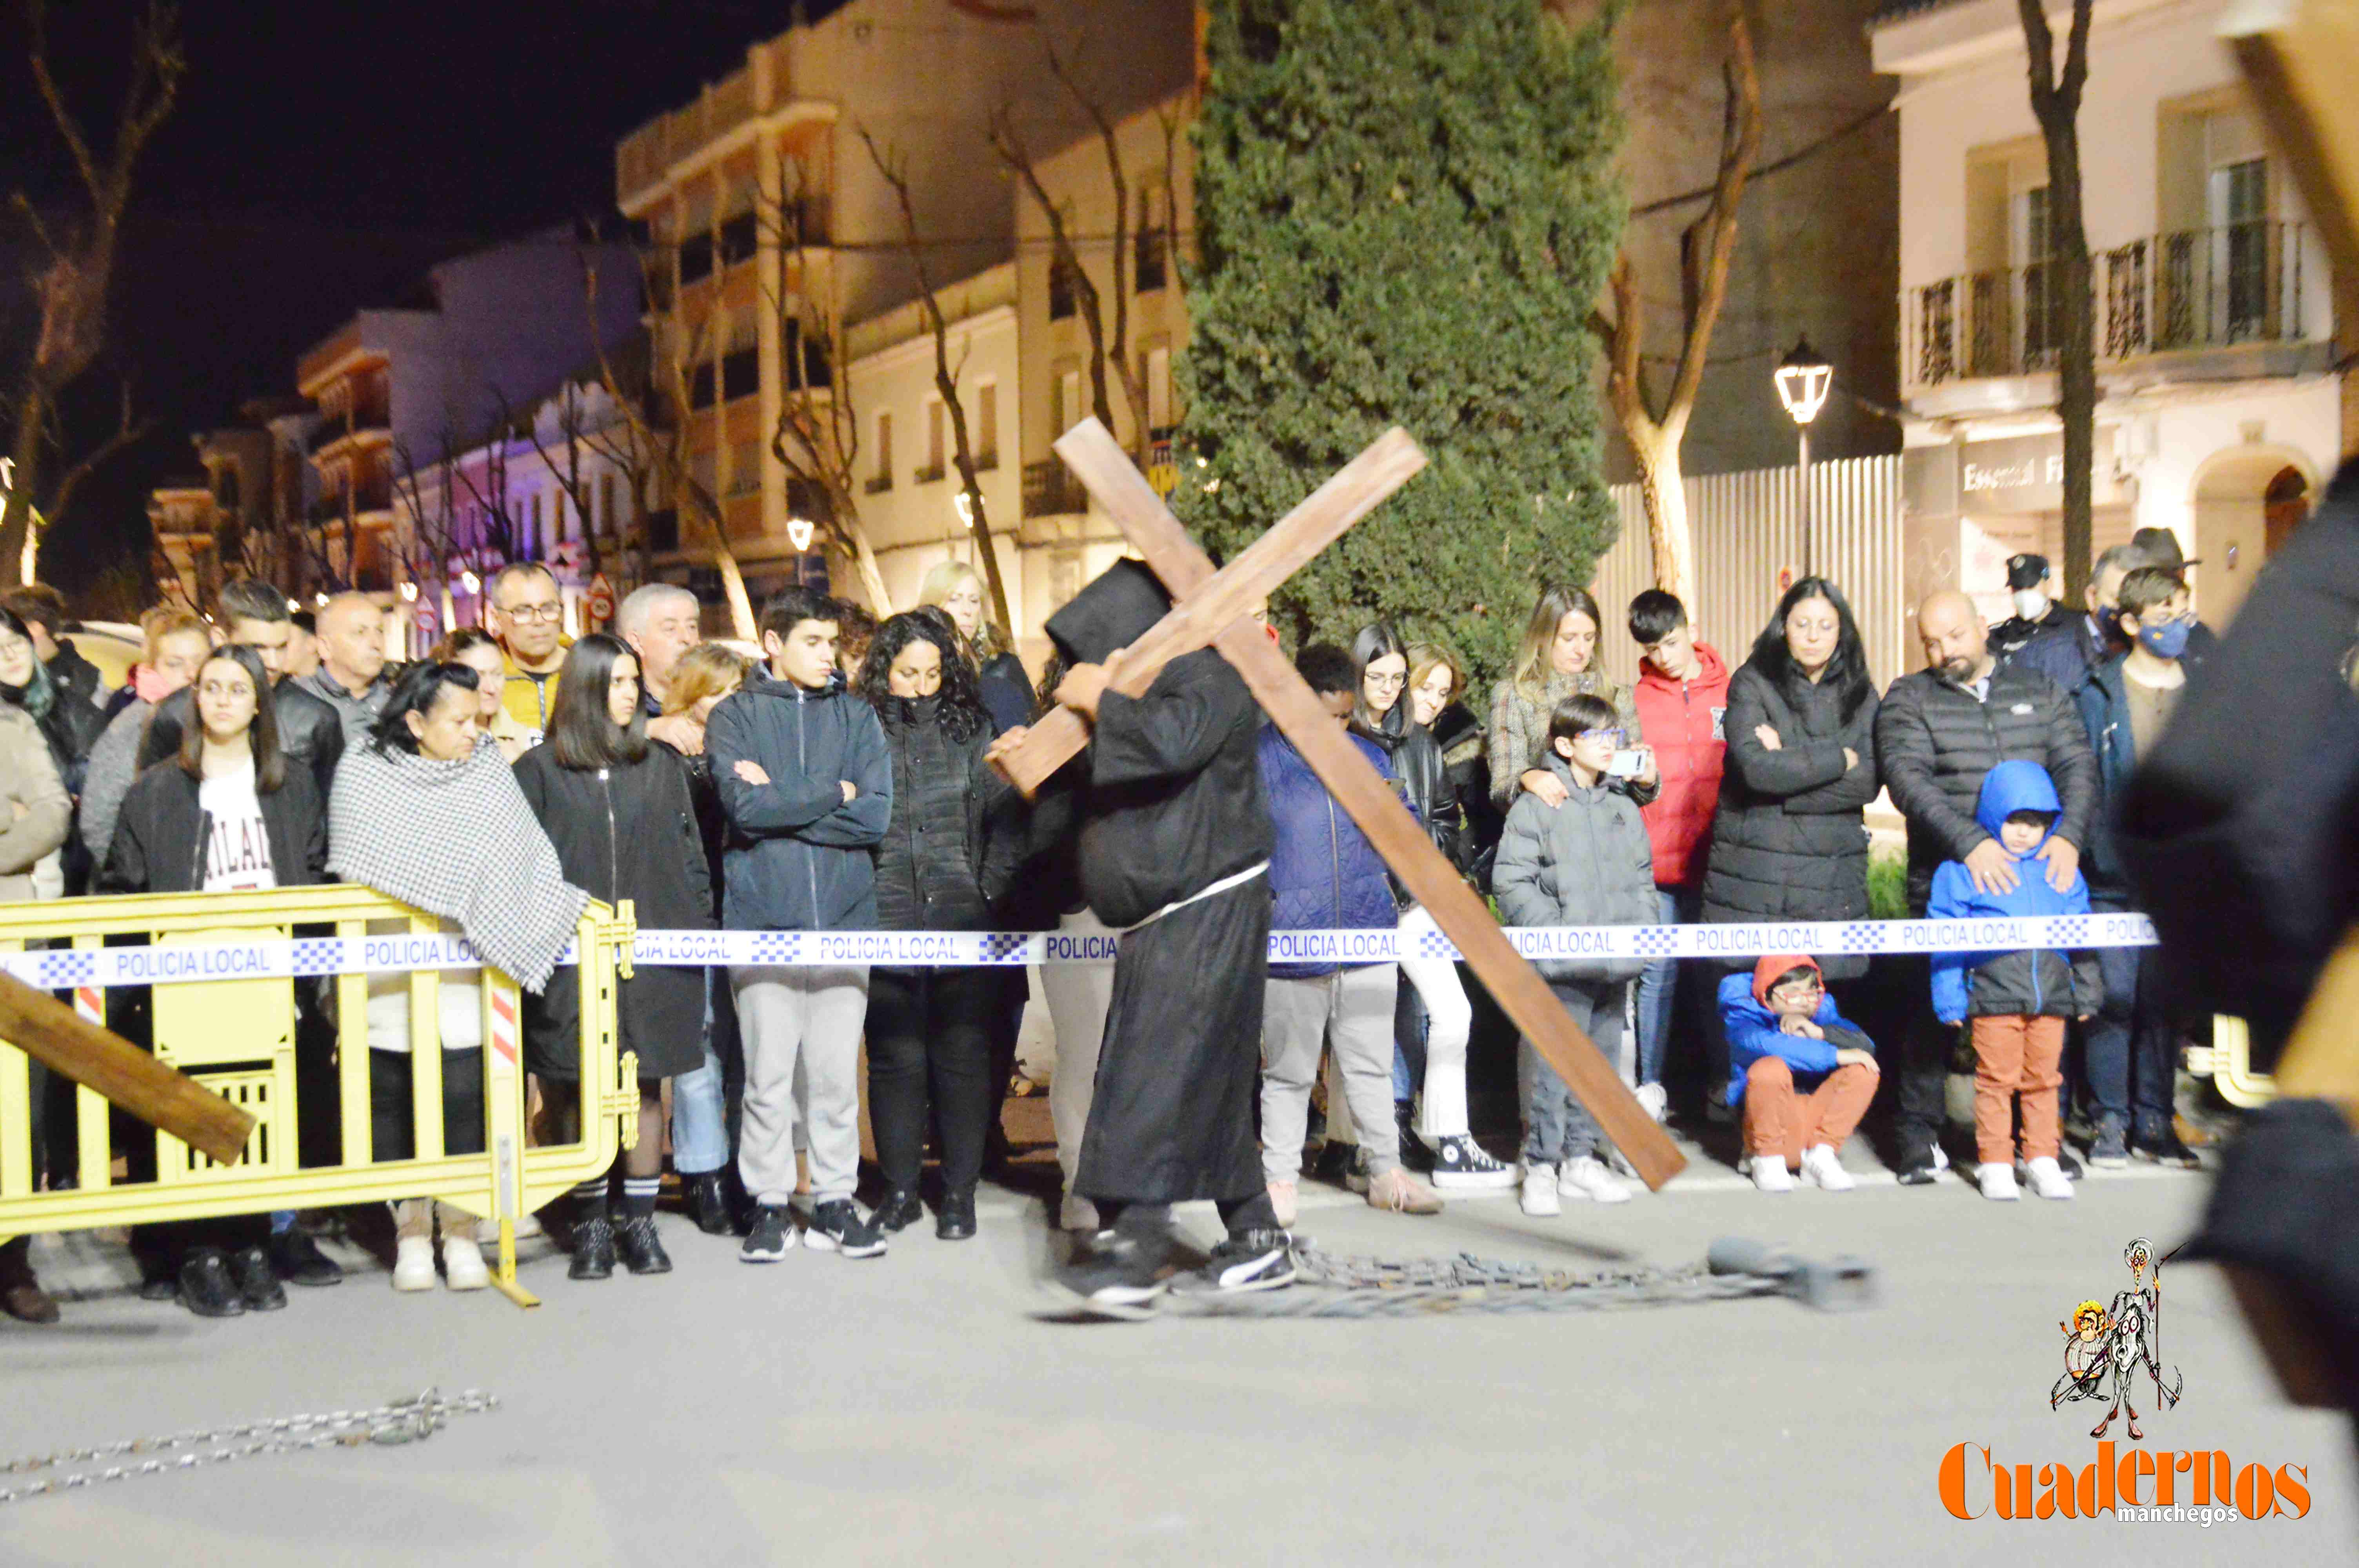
[0,1388,498,1504]
[1166,1247,1786,1319]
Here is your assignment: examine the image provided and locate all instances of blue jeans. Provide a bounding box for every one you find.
[1519,979,1623,1165]
[670,968,742,1176]
[1635,886,1699,1087]
[2086,942,2173,1144]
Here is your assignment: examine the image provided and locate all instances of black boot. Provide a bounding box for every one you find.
[569,1216,616,1281]
[873,1188,924,1233]
[936,1187,977,1241]
[686,1173,734,1236]
[615,1215,672,1275]
[176,1248,244,1318]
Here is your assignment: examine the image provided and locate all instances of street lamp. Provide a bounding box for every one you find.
[786,516,815,552]
[1775,336,1833,574]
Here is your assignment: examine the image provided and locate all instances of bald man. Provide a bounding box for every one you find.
[1873,589,2098,1184]
[295,592,394,747]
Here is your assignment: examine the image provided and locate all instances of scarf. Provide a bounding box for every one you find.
[327,734,587,991]
[0,661,55,723]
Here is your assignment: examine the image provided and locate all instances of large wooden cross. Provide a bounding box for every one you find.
[995,418,1684,1189]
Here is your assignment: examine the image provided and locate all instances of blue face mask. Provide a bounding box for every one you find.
[2136,617,2192,660]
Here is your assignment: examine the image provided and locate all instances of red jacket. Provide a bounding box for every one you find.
[1632,641,1730,888]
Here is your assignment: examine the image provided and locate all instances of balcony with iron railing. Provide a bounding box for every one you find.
[1023,459,1090,519]
[307,475,392,528]
[1903,221,2326,399]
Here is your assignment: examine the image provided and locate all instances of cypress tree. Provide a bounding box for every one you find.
[1179,0,1625,682]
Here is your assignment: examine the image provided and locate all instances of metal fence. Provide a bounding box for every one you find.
[1589,455,1906,693]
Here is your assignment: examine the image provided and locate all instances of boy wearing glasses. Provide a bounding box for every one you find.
[2071,566,2203,1169]
[1493,693,1659,1212]
[1717,955,1879,1193]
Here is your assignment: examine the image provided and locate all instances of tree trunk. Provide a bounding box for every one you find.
[1628,427,1694,607]
[2050,151,2096,605]
[0,388,49,589]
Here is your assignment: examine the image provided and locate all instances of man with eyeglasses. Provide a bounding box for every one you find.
[2072,565,2205,1170]
[488,563,571,745]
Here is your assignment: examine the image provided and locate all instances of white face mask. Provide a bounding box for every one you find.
[2012,589,2049,621]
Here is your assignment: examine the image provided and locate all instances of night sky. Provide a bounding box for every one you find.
[2,0,851,599]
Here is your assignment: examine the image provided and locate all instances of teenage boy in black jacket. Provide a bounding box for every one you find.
[709,587,894,1262]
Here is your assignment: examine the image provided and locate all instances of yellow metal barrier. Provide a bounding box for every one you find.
[0,885,638,1308]
[2186,1014,2277,1108]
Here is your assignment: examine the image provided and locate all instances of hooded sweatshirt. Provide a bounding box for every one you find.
[1716,956,1876,1107]
[1631,641,1730,887]
[1926,759,2105,1023]
[706,668,894,931]
[1044,559,1272,929]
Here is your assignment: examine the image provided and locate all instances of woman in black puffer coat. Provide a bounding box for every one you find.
[1701,577,1881,983]
[856,612,1020,1243]
[515,634,713,1282]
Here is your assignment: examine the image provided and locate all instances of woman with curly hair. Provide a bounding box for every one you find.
[854,611,1020,1241]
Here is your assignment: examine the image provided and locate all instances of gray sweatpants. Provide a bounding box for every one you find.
[732,964,869,1206]
[1261,964,1400,1183]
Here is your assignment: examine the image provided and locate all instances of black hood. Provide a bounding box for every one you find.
[1046,559,1170,667]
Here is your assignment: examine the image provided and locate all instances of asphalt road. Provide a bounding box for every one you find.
[0,1156,2347,1567]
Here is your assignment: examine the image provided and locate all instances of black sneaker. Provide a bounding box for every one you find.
[1176,1229,1296,1295]
[615,1215,672,1275]
[1428,1133,1519,1190]
[569,1216,617,1280]
[229,1245,287,1311]
[1896,1144,1940,1186]
[176,1249,245,1318]
[269,1226,343,1287]
[1394,1105,1433,1173]
[1043,1225,1179,1320]
[739,1205,795,1264]
[936,1187,977,1241]
[872,1189,924,1234]
[686,1173,735,1237]
[2090,1120,2129,1169]
[2057,1149,2084,1181]
[2132,1132,2202,1170]
[805,1198,887,1259]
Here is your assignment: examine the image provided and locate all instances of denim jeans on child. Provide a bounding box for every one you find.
[1519,978,1625,1166]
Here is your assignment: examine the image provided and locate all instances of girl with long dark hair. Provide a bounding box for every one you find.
[854,611,1019,1241]
[514,634,712,1278]
[1347,624,1515,1190]
[104,644,331,1315]
[1701,577,1881,989]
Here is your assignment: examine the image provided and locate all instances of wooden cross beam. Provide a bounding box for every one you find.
[0,973,254,1165]
[1007,418,1685,1190]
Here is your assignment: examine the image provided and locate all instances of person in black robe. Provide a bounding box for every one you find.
[2119,458,2359,1430]
[1003,560,1290,1313]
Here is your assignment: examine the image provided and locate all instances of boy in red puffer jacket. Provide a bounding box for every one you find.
[1627,591,1730,1120]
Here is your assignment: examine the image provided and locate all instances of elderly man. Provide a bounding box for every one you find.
[297,593,393,748]
[1875,590,2099,1184]
[488,563,570,742]
[616,583,702,753]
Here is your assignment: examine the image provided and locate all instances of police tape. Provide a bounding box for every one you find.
[0,913,2156,991]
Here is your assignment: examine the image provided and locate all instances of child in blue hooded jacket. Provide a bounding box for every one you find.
[1926,759,2103,1203]
[1717,955,1880,1193]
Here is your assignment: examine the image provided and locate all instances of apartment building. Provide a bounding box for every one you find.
[148,400,322,613]
[1877,0,2335,625]
[611,0,1192,610]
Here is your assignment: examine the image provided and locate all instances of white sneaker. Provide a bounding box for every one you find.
[1750,1155,1794,1193]
[1519,1163,1561,1217]
[1978,1161,2021,1201]
[1801,1144,1855,1192]
[441,1230,490,1291]
[1059,1194,1101,1233]
[392,1234,437,1292]
[1558,1156,1634,1204]
[475,1212,543,1244]
[2022,1156,2075,1201]
[1635,1082,1668,1123]
[1931,1143,1951,1172]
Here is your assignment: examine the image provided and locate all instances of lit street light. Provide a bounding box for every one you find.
[1775,336,1832,575]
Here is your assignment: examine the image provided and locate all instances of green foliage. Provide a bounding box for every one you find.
[1178,0,1625,683]
[1867,846,1909,923]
